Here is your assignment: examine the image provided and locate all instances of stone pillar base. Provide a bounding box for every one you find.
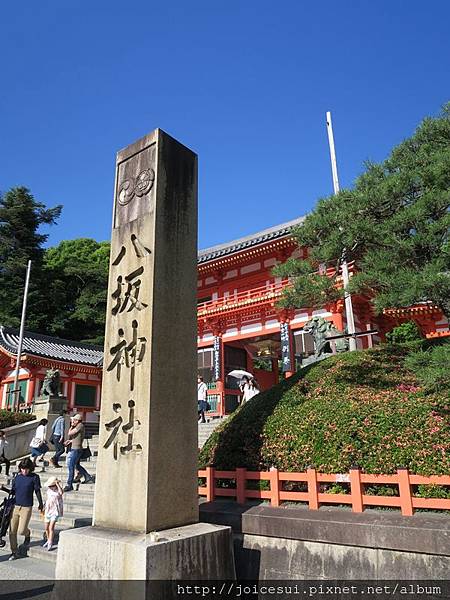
[33,395,69,436]
[55,522,235,596]
[34,394,67,418]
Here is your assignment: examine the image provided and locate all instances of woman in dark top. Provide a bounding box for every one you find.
[8,457,43,560]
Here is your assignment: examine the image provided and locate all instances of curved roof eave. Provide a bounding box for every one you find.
[197,215,305,265]
[0,326,104,367]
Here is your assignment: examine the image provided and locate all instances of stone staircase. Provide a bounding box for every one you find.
[0,419,225,566]
[0,436,99,566]
[198,417,226,448]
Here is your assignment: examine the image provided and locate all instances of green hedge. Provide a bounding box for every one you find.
[199,343,450,476]
[0,410,35,430]
[386,321,423,344]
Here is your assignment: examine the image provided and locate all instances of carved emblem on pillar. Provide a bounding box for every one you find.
[117,168,155,206]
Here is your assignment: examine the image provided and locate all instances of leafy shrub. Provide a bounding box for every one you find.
[246,480,270,491]
[199,345,450,476]
[325,484,349,495]
[282,481,307,493]
[364,484,399,497]
[405,343,450,392]
[415,484,450,499]
[386,321,422,344]
[0,410,35,429]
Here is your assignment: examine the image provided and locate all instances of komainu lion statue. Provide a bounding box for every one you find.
[303,316,349,358]
[41,368,61,396]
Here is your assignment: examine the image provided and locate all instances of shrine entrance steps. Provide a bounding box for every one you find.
[0,435,99,567]
[0,419,224,565]
[198,416,228,448]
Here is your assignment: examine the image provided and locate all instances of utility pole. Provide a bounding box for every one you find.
[326,111,357,351]
[12,260,32,412]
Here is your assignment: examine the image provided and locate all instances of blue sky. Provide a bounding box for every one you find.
[1,2,448,250]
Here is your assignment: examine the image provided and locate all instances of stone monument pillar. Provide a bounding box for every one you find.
[55,130,235,587]
[94,129,199,532]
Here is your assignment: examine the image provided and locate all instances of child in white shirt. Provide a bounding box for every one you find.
[43,477,63,551]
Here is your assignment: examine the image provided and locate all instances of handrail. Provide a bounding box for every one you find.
[196,261,355,316]
[197,467,450,515]
[197,281,290,315]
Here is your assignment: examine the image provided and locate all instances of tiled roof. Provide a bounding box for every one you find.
[0,326,103,367]
[198,216,305,264]
[0,217,306,367]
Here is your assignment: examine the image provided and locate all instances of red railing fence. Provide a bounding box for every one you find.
[197,281,288,315]
[198,467,450,517]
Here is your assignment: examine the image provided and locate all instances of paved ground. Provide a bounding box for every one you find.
[0,424,218,592]
[0,543,55,598]
[0,543,55,580]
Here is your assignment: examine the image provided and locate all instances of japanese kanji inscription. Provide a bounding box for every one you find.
[94,129,198,533]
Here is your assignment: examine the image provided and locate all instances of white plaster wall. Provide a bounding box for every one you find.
[265,319,280,329]
[241,262,261,275]
[5,367,30,378]
[223,269,238,280]
[241,324,263,334]
[264,258,277,268]
[223,328,239,338]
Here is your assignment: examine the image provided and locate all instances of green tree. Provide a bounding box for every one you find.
[0,187,62,331]
[44,238,110,344]
[275,105,450,319]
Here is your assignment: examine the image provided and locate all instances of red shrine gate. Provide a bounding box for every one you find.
[0,217,448,419]
[197,218,381,416]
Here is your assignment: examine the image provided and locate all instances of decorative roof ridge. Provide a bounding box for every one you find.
[0,325,104,367]
[198,215,305,264]
[0,325,103,351]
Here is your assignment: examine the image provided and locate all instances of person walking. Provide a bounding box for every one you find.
[0,430,11,480]
[42,476,63,551]
[239,376,260,403]
[8,457,44,560]
[197,375,208,423]
[29,419,49,466]
[50,411,66,468]
[63,414,93,492]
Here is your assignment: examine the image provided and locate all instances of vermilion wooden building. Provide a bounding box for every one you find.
[0,327,103,421]
[1,217,448,418]
[196,217,380,415]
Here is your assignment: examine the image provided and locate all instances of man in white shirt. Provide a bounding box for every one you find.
[197,375,208,423]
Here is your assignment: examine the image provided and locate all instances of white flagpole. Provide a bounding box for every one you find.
[12,260,32,411]
[326,112,357,351]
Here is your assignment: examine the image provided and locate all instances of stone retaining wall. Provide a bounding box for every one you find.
[200,501,450,580]
[3,420,37,460]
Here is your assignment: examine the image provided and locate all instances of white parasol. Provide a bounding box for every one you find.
[227,369,254,379]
